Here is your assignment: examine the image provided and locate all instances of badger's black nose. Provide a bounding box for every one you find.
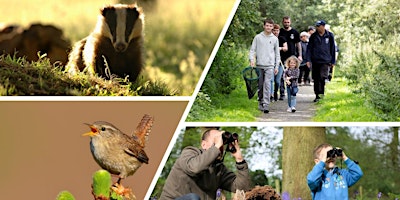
[115,42,127,52]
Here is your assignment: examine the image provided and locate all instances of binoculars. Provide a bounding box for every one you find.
[327,148,343,159]
[222,131,238,153]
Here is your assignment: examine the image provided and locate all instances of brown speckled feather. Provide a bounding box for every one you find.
[133,114,154,147]
[122,133,149,164]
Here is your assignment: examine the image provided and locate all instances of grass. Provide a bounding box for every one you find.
[313,77,381,122]
[187,80,259,122]
[0,54,174,95]
[0,0,235,95]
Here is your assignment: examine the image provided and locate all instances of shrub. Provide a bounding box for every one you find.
[201,45,248,97]
[362,40,400,121]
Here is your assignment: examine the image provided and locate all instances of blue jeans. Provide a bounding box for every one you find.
[270,65,283,96]
[175,193,200,200]
[287,85,297,108]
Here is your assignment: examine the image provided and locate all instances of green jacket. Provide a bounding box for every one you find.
[160,146,251,200]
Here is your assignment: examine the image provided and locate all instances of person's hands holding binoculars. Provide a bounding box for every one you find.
[320,147,348,163]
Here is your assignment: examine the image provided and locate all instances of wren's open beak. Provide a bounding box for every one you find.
[82,123,99,137]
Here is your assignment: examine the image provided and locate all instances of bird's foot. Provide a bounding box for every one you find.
[111,183,136,199]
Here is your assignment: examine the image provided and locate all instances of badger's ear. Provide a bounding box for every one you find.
[129,4,143,14]
[101,6,115,17]
[126,6,140,18]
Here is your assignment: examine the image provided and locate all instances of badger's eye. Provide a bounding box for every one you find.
[101,127,106,131]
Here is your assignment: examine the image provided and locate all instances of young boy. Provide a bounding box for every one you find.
[307,143,363,200]
[298,32,311,86]
[249,19,280,113]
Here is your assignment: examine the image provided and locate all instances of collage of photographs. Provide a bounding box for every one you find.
[0,0,399,200]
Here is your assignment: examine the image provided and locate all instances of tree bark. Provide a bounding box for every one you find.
[389,127,399,187]
[282,127,326,199]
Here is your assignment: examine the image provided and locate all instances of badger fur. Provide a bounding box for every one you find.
[66,4,144,82]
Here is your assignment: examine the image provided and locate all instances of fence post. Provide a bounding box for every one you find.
[275,179,280,194]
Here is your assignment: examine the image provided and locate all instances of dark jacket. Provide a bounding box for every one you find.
[284,67,300,87]
[300,40,308,65]
[306,30,336,65]
[160,146,251,200]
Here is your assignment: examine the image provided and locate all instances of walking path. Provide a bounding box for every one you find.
[256,84,317,122]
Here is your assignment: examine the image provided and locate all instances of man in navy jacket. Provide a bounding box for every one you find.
[306,20,336,102]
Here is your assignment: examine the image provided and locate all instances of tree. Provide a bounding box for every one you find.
[282,127,326,199]
[389,127,400,191]
[389,127,399,172]
[224,0,262,47]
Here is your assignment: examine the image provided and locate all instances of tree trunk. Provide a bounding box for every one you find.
[282,127,326,199]
[389,127,399,186]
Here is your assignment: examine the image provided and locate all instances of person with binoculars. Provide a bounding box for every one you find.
[160,129,251,200]
[307,143,363,200]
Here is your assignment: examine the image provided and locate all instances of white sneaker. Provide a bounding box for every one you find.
[291,107,296,112]
[287,107,292,112]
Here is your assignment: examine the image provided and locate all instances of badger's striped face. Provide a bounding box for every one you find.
[100,4,143,53]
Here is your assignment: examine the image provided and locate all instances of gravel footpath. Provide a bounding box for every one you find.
[256,84,317,122]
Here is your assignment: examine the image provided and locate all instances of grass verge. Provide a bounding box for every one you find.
[188,82,259,122]
[313,78,381,122]
[0,54,174,96]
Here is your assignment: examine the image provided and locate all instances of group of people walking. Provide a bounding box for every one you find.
[249,16,337,114]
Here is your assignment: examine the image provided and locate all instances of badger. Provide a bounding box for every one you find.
[66,4,144,82]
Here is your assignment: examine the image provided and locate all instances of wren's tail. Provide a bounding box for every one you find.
[133,114,154,147]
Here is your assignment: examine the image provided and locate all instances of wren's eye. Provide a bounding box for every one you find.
[101,127,106,131]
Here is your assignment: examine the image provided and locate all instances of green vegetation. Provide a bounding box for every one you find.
[188,88,259,122]
[335,0,400,121]
[92,170,114,199]
[56,191,75,200]
[187,47,259,122]
[56,170,130,200]
[188,0,400,121]
[0,54,173,95]
[313,78,381,122]
[0,0,234,95]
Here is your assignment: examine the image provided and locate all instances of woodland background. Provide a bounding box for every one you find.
[189,0,400,121]
[151,127,400,199]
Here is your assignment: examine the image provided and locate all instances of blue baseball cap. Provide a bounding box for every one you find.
[315,20,326,27]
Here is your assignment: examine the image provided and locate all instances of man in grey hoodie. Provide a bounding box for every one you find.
[249,19,280,113]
